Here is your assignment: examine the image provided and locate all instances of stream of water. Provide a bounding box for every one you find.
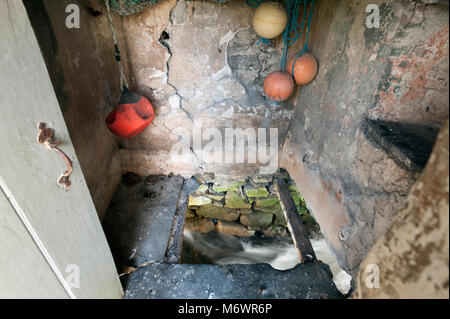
[182,230,352,295]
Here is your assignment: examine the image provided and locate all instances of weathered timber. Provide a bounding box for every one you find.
[274,178,316,263]
[164,177,199,263]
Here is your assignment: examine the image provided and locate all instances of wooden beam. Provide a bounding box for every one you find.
[164,177,199,263]
[274,178,316,263]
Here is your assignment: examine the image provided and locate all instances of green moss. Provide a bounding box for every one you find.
[225,191,251,209]
[231,181,246,187]
[298,206,308,215]
[205,192,225,201]
[212,185,240,193]
[196,206,239,221]
[255,203,283,214]
[212,186,228,193]
[195,184,209,194]
[188,194,212,207]
[301,214,317,225]
[186,208,196,218]
[255,196,280,208]
[240,211,273,226]
[238,209,253,215]
[244,184,269,198]
[273,211,287,226]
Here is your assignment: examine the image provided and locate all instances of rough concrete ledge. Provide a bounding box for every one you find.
[123,261,344,299]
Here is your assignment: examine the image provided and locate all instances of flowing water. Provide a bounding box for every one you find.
[182,230,352,295]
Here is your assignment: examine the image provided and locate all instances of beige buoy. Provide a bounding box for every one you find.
[252,2,287,39]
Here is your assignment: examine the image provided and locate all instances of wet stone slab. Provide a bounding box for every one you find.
[102,174,185,270]
[123,262,344,299]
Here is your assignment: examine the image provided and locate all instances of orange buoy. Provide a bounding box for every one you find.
[263,71,294,101]
[286,52,318,85]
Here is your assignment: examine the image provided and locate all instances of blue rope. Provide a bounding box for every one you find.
[245,0,263,8]
[281,0,316,71]
[248,0,271,45]
[281,0,307,70]
[247,0,316,67]
[290,0,315,78]
[256,37,271,45]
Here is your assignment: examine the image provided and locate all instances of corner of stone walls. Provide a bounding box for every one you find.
[283,0,449,280]
[354,120,449,299]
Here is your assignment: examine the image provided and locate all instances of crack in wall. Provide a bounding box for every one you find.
[158,0,193,121]
[161,121,205,169]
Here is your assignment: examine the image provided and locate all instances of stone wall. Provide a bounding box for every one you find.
[355,121,449,299]
[185,172,318,238]
[117,0,295,176]
[24,0,128,219]
[282,0,449,279]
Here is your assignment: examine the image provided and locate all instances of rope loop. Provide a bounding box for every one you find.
[105,0,129,91]
[289,0,315,79]
[279,0,315,74]
[256,37,272,45]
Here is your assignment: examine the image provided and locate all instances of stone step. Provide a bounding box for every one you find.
[102,174,185,271]
[122,262,344,299]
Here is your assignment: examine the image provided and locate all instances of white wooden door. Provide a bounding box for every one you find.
[0,1,123,298]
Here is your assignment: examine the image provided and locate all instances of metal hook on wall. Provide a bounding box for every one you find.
[37,122,73,189]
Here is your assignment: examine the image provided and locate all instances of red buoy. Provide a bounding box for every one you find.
[263,71,295,101]
[105,88,154,139]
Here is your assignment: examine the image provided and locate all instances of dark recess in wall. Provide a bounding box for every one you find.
[364,119,440,172]
[23,0,69,113]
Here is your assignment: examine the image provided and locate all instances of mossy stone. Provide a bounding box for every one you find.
[240,212,273,226]
[255,203,283,214]
[238,209,253,215]
[274,211,287,226]
[195,184,209,194]
[212,179,245,193]
[274,170,289,179]
[213,199,225,207]
[205,192,225,201]
[225,190,251,209]
[301,214,317,225]
[251,174,273,184]
[188,194,212,207]
[201,172,215,183]
[186,208,196,218]
[196,206,240,221]
[212,185,241,193]
[298,206,308,215]
[255,196,280,208]
[261,224,287,237]
[212,185,228,193]
[288,184,300,193]
[244,184,269,198]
